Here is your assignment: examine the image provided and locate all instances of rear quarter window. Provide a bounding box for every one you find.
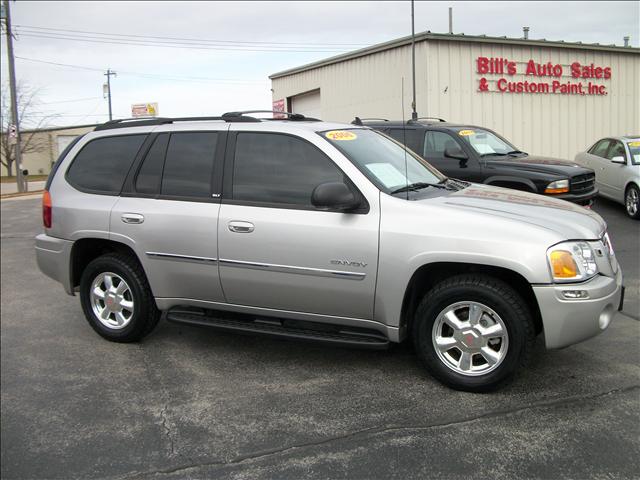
[66,134,147,194]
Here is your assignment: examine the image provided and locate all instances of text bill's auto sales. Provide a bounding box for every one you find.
[476,57,611,96]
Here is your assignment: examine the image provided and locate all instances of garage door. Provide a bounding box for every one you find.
[290,90,321,119]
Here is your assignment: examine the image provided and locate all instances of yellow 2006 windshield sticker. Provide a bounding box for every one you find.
[629,141,640,148]
[325,130,357,141]
[458,130,475,136]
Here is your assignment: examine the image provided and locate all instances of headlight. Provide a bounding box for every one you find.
[547,241,598,283]
[545,179,569,194]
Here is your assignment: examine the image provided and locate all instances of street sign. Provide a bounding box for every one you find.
[131,103,159,117]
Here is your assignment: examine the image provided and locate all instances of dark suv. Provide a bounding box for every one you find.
[357,118,598,205]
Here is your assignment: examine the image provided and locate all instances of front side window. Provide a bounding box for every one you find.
[424,131,459,159]
[232,132,344,207]
[606,141,626,161]
[321,128,444,193]
[66,135,147,193]
[590,139,611,158]
[161,132,218,198]
[456,129,516,156]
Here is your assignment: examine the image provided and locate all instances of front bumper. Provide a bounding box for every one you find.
[35,233,74,295]
[533,268,623,349]
[552,187,598,206]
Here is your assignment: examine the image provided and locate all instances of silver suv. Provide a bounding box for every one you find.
[35,111,624,392]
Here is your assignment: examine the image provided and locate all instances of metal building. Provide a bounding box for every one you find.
[270,32,640,160]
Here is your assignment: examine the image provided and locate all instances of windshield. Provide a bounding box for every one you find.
[456,128,518,156]
[320,128,445,194]
[628,140,640,165]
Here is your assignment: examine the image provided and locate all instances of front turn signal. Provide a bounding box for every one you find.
[549,250,578,278]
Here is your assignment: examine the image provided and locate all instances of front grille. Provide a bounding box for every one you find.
[571,173,595,194]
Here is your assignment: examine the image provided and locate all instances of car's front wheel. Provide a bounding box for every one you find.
[80,253,160,342]
[412,274,535,392]
[625,184,640,219]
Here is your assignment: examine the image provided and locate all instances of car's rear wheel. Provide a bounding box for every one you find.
[80,253,160,342]
[412,274,535,392]
[625,184,640,219]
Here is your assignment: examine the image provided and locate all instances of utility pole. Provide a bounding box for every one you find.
[3,0,26,192]
[410,0,418,121]
[104,69,116,121]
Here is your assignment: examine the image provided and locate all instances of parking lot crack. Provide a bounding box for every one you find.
[160,404,176,457]
[119,384,639,479]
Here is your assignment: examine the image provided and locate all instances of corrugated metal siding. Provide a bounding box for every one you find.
[272,39,640,160]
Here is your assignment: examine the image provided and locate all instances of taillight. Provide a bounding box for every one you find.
[43,190,52,228]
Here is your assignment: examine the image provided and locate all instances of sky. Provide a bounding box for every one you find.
[1,1,638,128]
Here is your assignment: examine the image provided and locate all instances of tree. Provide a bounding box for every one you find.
[1,83,55,177]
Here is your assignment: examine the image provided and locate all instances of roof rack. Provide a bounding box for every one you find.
[351,117,390,125]
[409,116,447,123]
[94,110,319,131]
[233,110,320,121]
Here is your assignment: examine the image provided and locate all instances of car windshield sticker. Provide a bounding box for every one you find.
[474,144,496,154]
[628,141,640,148]
[365,163,408,188]
[458,130,475,136]
[325,130,357,141]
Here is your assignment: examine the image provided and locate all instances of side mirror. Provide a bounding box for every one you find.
[444,147,468,161]
[311,182,360,211]
[611,156,626,164]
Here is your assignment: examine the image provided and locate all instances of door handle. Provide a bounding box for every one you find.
[121,213,144,224]
[228,221,254,233]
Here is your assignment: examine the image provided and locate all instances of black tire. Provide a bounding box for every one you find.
[625,184,640,219]
[79,253,160,342]
[412,274,535,392]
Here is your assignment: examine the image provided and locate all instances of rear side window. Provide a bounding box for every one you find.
[589,139,611,158]
[161,132,218,198]
[386,129,423,153]
[135,134,169,195]
[66,135,146,193]
[233,132,343,207]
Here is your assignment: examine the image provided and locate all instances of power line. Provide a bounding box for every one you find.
[15,56,269,84]
[14,24,369,47]
[39,96,103,105]
[14,31,354,53]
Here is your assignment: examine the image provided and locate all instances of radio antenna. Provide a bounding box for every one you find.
[401,77,409,200]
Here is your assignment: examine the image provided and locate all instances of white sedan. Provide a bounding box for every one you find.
[575,136,640,219]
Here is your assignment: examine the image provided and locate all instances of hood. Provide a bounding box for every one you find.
[484,154,592,176]
[417,183,606,240]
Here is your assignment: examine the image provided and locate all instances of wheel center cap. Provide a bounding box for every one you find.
[461,329,480,348]
[105,294,119,311]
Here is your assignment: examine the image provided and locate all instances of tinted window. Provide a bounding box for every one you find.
[424,131,457,159]
[233,133,344,206]
[386,129,423,153]
[606,141,626,161]
[66,135,146,193]
[590,139,611,158]
[135,134,169,195]
[161,132,218,198]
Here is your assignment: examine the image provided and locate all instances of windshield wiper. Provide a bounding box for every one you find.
[391,181,448,194]
[507,150,527,156]
[480,152,508,157]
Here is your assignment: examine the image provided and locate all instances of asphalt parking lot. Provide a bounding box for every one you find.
[1,195,639,480]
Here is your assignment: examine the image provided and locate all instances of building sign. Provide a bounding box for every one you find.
[272,98,286,118]
[476,57,611,96]
[131,103,159,117]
